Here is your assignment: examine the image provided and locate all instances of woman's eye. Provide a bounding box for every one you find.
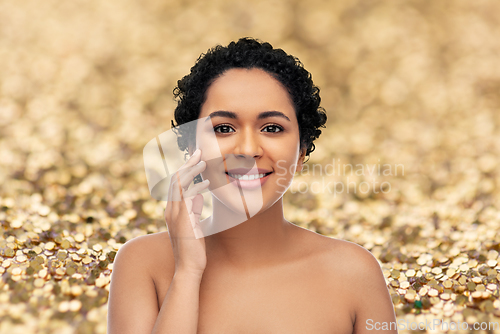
[262,125,283,133]
[214,125,235,133]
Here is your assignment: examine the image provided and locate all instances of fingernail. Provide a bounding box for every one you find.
[194,148,201,156]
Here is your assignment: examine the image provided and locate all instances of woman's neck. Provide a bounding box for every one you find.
[204,197,295,272]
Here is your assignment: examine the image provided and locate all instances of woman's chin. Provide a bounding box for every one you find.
[212,191,281,218]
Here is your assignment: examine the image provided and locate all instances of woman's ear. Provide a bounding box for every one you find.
[296,148,307,173]
[187,145,196,157]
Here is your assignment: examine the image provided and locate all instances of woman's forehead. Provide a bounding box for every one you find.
[200,68,295,118]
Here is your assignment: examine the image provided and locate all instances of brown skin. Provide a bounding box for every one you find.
[108,68,398,333]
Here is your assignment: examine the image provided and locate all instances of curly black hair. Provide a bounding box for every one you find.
[171,37,327,161]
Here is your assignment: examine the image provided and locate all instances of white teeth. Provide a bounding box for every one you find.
[228,173,268,180]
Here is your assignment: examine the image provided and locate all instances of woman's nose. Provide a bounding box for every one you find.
[233,129,263,158]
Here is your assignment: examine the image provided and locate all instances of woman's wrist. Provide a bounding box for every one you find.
[173,268,205,282]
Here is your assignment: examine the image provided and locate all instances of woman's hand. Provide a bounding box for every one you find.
[164,148,210,278]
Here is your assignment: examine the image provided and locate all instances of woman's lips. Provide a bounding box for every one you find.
[225,172,272,189]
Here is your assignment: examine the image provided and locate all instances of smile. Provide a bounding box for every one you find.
[224,171,273,189]
[226,172,272,180]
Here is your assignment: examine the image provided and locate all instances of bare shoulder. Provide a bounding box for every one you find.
[108,232,175,334]
[318,237,397,332]
[290,226,395,330]
[115,231,175,277]
[117,231,173,256]
[292,227,396,332]
[289,225,387,299]
[323,237,383,275]
[289,223,381,274]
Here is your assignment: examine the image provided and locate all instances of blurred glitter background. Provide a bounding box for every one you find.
[1,0,500,333]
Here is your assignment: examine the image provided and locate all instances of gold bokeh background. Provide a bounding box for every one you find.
[1,0,500,333]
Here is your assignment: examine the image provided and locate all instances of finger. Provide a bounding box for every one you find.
[180,148,202,170]
[182,179,210,199]
[187,194,204,233]
[169,162,207,202]
[165,201,180,237]
[176,171,185,201]
[167,171,182,202]
[179,192,203,223]
[190,195,205,239]
[165,195,181,224]
[176,198,202,238]
[168,198,194,238]
[176,160,207,189]
[170,149,202,200]
[192,193,204,216]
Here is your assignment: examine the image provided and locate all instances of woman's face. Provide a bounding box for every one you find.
[196,67,305,217]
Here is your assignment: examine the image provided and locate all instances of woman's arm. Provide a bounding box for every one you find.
[107,236,165,334]
[108,149,209,333]
[348,244,398,334]
[151,270,203,333]
[107,235,204,334]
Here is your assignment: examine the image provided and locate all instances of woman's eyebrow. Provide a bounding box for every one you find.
[205,110,291,122]
[208,110,238,119]
[206,110,237,121]
[257,111,291,122]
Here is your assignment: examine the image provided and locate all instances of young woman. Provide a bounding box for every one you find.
[108,37,398,334]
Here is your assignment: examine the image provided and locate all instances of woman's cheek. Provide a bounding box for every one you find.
[272,159,296,194]
[275,174,293,195]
